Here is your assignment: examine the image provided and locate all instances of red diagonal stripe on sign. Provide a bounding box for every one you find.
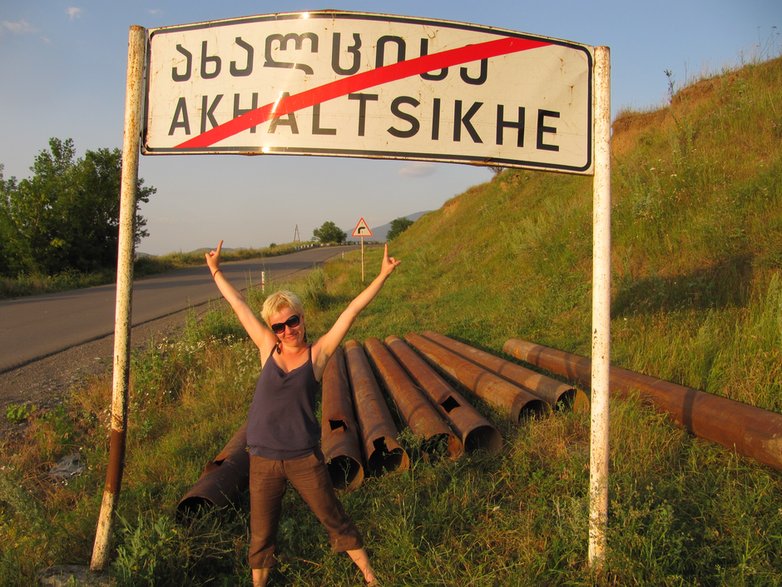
[175,36,550,149]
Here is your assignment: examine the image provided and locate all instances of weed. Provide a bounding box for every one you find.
[113,510,245,585]
[5,402,36,424]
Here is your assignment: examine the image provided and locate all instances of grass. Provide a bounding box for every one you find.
[0,241,306,299]
[2,56,782,585]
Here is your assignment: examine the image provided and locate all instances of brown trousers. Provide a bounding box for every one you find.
[248,449,363,569]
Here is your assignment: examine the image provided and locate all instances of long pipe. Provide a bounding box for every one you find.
[321,347,365,491]
[385,336,502,454]
[177,423,250,517]
[405,333,549,423]
[344,340,409,476]
[503,338,782,472]
[421,331,586,411]
[364,338,463,460]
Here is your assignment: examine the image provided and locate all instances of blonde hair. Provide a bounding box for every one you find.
[261,290,304,326]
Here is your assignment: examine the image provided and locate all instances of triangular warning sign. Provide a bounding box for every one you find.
[351,217,373,237]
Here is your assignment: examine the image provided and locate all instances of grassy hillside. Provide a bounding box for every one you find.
[1,57,781,585]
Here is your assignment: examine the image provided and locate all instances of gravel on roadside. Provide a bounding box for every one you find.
[0,306,205,443]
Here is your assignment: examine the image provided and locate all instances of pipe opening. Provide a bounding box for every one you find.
[177,496,217,520]
[440,396,461,413]
[327,455,362,489]
[554,389,577,411]
[517,399,549,423]
[464,425,502,454]
[329,419,347,432]
[367,438,405,476]
[420,433,452,461]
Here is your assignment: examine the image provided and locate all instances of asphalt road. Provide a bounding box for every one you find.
[0,245,357,373]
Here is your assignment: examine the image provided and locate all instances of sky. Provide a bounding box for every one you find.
[0,1,779,255]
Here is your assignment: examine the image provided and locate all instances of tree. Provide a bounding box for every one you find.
[313,220,347,244]
[386,216,414,240]
[0,164,21,276]
[1,138,155,276]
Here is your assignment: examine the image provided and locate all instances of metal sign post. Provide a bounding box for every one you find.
[589,46,611,572]
[90,25,146,572]
[352,217,373,283]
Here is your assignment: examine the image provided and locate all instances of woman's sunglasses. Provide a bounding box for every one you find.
[271,314,301,334]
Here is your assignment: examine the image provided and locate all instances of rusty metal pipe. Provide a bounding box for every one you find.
[503,338,782,472]
[321,346,364,491]
[405,333,549,423]
[385,336,502,454]
[364,338,463,460]
[177,422,249,517]
[344,340,410,476]
[421,331,588,412]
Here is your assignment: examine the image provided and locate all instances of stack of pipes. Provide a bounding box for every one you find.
[176,333,584,515]
[178,332,782,517]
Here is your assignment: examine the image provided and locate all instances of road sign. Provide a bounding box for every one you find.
[352,217,373,238]
[112,16,612,573]
[144,11,593,173]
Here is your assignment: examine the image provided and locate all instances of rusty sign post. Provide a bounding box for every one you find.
[98,10,610,574]
[90,25,146,571]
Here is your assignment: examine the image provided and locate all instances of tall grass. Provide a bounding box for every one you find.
[2,57,782,585]
[0,241,305,299]
[0,268,115,299]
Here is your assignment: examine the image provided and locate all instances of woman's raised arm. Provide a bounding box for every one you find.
[205,240,276,356]
[312,243,400,378]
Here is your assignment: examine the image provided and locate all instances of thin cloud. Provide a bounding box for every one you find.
[66,7,83,21]
[1,19,36,35]
[399,161,437,178]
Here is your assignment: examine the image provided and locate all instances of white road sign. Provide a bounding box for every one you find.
[352,217,373,237]
[144,11,594,173]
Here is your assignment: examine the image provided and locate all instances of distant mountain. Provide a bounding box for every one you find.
[346,211,429,242]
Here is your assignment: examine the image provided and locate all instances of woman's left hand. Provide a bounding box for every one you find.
[380,243,401,278]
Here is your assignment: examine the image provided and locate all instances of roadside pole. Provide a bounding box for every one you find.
[90,25,146,572]
[361,237,365,283]
[352,218,373,284]
[588,45,612,573]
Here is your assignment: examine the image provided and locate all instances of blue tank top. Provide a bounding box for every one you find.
[246,347,321,459]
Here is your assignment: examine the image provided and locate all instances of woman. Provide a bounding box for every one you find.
[205,240,400,586]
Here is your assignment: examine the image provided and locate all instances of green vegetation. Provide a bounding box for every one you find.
[1,57,782,585]
[0,138,155,278]
[386,216,415,240]
[0,138,313,300]
[4,403,36,424]
[0,241,306,299]
[313,220,348,244]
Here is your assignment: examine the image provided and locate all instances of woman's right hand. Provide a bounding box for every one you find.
[205,240,223,276]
